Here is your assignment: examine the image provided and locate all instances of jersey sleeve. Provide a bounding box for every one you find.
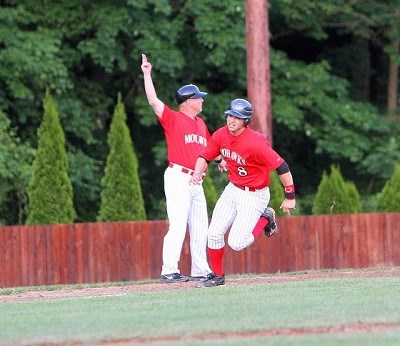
[158,104,174,129]
[253,141,285,171]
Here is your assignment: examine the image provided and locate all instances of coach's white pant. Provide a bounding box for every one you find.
[161,167,211,276]
[208,182,271,251]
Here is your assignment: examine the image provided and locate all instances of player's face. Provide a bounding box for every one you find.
[226,115,246,135]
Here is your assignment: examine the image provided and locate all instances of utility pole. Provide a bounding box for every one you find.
[246,0,272,144]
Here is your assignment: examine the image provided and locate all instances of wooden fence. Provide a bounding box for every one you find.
[0,213,399,288]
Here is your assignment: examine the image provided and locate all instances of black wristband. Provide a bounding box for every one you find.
[284,184,296,199]
[214,159,222,164]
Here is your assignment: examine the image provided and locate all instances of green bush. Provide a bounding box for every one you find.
[26,90,76,225]
[376,163,400,212]
[312,165,362,215]
[97,94,146,221]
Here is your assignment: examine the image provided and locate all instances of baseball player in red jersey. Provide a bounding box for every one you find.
[190,99,296,287]
[141,54,215,283]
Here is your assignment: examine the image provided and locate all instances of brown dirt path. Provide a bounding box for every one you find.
[2,267,399,303]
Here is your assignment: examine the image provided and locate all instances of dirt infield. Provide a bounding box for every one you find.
[2,267,400,303]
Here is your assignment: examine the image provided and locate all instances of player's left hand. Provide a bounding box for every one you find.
[280,198,296,216]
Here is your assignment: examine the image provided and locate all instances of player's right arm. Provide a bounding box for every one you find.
[141,54,164,118]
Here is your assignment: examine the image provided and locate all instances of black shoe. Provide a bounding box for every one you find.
[160,273,189,283]
[196,273,225,288]
[262,207,277,237]
[189,275,207,281]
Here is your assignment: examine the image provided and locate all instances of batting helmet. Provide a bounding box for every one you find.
[224,99,252,125]
[175,84,207,105]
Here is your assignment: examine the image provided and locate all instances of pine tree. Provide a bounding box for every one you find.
[312,171,332,215]
[26,90,76,225]
[376,163,400,212]
[98,94,146,221]
[347,181,362,213]
[312,165,362,215]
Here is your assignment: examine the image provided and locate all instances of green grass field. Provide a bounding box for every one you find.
[1,272,400,345]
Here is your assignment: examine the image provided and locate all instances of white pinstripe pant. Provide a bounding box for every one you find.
[162,167,211,276]
[208,182,271,251]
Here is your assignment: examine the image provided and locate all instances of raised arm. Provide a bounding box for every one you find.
[141,54,164,118]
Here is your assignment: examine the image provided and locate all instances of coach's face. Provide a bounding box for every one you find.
[186,98,204,114]
[226,115,246,136]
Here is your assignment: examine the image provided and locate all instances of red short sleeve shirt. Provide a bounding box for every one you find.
[200,126,284,188]
[159,105,211,170]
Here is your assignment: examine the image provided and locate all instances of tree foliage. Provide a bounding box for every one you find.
[0,111,34,224]
[26,90,76,225]
[98,94,146,221]
[0,0,399,223]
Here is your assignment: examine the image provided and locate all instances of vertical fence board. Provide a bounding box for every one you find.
[12,226,22,286]
[57,224,71,284]
[366,213,381,267]
[150,221,166,278]
[113,223,123,282]
[304,216,317,270]
[131,222,150,281]
[384,213,400,265]
[87,222,96,283]
[27,226,37,286]
[99,222,114,283]
[4,228,14,286]
[48,225,60,285]
[20,226,29,286]
[355,213,369,269]
[73,223,84,284]
[67,223,76,284]
[256,237,270,274]
[93,223,104,283]
[121,222,133,281]
[35,226,47,285]
[276,218,292,272]
[342,214,355,269]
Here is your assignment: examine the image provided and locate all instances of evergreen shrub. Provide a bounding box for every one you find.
[312,165,362,215]
[376,163,400,212]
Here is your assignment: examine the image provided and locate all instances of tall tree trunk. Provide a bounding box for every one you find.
[387,39,399,116]
[352,36,370,101]
[387,6,400,117]
[246,0,272,144]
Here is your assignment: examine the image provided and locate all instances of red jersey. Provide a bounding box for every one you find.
[200,126,284,188]
[159,105,210,170]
